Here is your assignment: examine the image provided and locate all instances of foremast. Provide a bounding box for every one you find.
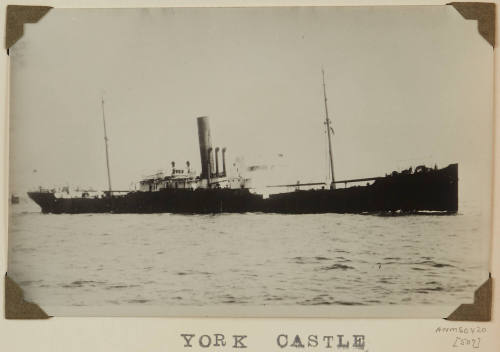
[322,69,336,189]
[101,97,113,197]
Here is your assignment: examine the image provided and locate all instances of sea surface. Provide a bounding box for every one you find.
[7,199,490,314]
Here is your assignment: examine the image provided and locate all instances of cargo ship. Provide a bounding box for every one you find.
[27,72,458,215]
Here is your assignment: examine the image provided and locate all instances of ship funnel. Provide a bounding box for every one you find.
[207,147,214,178]
[222,147,227,176]
[215,147,220,177]
[197,116,214,179]
[186,161,190,172]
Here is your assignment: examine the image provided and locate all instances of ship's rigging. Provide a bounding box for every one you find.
[322,69,336,190]
[101,97,113,197]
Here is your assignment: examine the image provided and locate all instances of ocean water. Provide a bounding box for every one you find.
[7,200,490,315]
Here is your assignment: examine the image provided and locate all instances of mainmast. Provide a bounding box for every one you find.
[101,97,113,197]
[322,69,336,190]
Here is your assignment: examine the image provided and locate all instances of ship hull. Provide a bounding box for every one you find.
[27,164,458,215]
[264,164,458,214]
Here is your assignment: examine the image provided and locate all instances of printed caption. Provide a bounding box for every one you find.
[181,333,367,351]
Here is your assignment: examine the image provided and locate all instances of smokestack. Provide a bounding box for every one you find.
[197,116,214,179]
[207,147,214,178]
[215,147,220,177]
[222,148,227,176]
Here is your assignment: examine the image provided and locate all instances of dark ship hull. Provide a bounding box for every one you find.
[27,163,458,215]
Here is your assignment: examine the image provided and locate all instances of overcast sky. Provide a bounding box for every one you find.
[9,6,493,208]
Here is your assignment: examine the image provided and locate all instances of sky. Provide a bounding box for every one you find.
[8,6,493,209]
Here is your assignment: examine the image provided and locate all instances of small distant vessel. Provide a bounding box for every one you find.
[27,73,458,214]
[10,194,19,204]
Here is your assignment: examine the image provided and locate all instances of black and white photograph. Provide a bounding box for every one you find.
[6,5,494,317]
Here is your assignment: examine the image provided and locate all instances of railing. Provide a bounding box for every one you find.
[266,176,382,188]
